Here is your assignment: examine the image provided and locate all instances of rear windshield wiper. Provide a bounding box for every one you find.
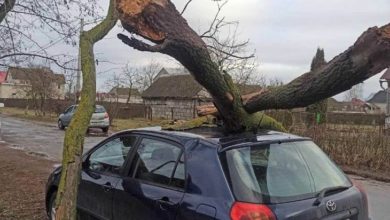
[313,186,350,206]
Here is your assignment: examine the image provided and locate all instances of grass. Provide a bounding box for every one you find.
[110,118,165,132]
[293,123,390,174]
[0,107,58,123]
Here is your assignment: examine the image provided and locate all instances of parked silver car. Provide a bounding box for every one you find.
[58,105,110,133]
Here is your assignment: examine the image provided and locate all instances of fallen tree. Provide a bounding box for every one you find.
[115,0,390,133]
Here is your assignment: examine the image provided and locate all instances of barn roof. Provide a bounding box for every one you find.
[142,70,263,99]
[142,74,203,99]
[109,87,141,97]
[367,90,387,103]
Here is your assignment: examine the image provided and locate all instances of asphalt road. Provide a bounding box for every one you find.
[0,115,389,219]
[0,115,106,160]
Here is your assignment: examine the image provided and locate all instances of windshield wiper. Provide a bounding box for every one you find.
[313,186,350,206]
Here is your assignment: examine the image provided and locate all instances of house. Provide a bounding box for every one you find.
[328,97,381,114]
[142,68,263,120]
[0,67,66,99]
[107,87,142,103]
[367,91,388,114]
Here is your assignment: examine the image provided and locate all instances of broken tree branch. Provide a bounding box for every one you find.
[244,23,390,113]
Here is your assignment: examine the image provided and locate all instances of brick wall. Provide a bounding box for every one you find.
[144,98,211,120]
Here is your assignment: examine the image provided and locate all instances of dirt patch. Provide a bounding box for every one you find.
[0,144,54,220]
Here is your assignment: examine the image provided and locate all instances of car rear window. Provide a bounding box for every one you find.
[95,106,106,113]
[221,140,351,204]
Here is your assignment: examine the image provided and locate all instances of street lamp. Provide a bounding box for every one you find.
[380,68,390,130]
[380,68,390,115]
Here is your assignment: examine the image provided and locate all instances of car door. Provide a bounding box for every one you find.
[61,106,74,126]
[78,134,138,220]
[112,136,185,220]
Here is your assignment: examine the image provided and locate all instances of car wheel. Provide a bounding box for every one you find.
[48,191,57,220]
[58,120,65,130]
[102,127,109,133]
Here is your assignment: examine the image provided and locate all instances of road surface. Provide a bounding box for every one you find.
[0,115,389,219]
[0,115,106,160]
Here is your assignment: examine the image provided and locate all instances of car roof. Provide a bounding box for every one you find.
[114,127,308,147]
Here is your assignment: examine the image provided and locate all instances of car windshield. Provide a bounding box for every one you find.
[95,106,106,113]
[221,140,351,204]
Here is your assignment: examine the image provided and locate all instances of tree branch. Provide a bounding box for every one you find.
[207,44,255,59]
[0,53,78,70]
[180,0,192,15]
[117,34,169,52]
[244,23,390,113]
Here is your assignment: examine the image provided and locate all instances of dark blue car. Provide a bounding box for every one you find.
[46,128,370,220]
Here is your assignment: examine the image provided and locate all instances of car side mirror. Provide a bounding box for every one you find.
[82,158,90,170]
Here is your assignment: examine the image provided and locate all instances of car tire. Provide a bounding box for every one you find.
[58,120,65,130]
[48,191,57,220]
[102,127,109,134]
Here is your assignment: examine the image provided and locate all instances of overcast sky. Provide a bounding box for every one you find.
[45,0,389,100]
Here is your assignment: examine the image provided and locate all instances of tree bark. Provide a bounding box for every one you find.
[55,1,118,219]
[116,0,284,133]
[0,0,15,24]
[245,24,390,113]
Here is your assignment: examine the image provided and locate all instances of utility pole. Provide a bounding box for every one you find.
[75,18,84,103]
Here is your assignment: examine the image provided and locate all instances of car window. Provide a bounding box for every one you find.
[89,135,137,175]
[222,141,351,204]
[95,105,106,113]
[64,106,73,114]
[134,138,185,188]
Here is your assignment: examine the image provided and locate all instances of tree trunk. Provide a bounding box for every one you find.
[0,0,15,24]
[54,1,118,219]
[115,0,390,133]
[116,0,283,133]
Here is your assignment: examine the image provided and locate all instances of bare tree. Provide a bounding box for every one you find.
[104,72,123,124]
[116,0,390,133]
[121,63,141,104]
[0,0,99,70]
[14,66,64,115]
[138,59,162,92]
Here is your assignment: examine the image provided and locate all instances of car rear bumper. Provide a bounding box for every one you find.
[88,118,109,128]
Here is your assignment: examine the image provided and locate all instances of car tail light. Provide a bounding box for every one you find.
[230,202,276,220]
[104,112,109,119]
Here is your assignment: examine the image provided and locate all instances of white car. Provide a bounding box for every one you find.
[58,105,110,133]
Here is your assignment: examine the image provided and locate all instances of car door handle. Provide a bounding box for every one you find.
[157,197,175,206]
[102,182,113,192]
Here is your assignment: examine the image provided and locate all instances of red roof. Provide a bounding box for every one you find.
[0,71,7,83]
